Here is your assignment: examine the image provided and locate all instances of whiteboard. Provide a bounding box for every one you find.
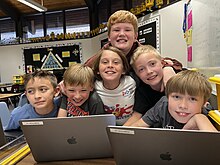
[189,0,220,67]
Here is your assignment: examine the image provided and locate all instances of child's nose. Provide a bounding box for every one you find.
[74,92,81,99]
[145,67,153,74]
[107,61,113,68]
[179,99,188,109]
[34,90,41,98]
[119,30,125,35]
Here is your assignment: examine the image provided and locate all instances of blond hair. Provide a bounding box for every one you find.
[130,45,161,67]
[165,70,212,102]
[63,63,94,87]
[107,10,138,35]
[93,46,129,80]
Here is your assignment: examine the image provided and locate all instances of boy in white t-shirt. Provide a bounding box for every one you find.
[93,46,136,125]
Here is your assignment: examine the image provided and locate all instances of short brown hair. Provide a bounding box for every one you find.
[23,70,57,89]
[107,10,138,35]
[165,70,212,102]
[63,63,94,87]
[93,46,129,80]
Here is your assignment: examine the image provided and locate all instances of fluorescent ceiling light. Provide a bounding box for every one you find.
[17,0,47,12]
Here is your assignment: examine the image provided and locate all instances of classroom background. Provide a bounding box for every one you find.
[0,0,219,95]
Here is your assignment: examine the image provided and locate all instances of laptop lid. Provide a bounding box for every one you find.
[20,114,116,162]
[106,126,220,165]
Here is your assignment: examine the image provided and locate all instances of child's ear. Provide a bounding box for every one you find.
[54,87,60,97]
[108,36,111,42]
[134,32,138,40]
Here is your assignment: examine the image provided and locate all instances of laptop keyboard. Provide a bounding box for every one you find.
[6,136,16,143]
[0,135,26,150]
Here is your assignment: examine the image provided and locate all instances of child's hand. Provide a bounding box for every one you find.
[182,115,199,130]
[183,114,217,132]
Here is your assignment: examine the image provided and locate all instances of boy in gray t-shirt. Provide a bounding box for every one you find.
[132,70,217,132]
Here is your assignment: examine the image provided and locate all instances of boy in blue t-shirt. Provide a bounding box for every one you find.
[5,70,60,130]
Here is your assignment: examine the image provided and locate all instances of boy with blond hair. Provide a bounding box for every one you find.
[58,63,105,117]
[124,45,176,125]
[132,70,217,132]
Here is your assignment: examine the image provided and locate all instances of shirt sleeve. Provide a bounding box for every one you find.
[59,95,68,110]
[133,82,165,115]
[141,96,168,127]
[4,107,22,130]
[88,91,105,115]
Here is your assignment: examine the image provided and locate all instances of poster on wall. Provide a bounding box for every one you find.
[23,43,82,73]
[138,15,160,51]
[183,0,193,62]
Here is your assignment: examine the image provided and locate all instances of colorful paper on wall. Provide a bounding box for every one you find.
[69,61,77,66]
[187,46,192,62]
[187,10,192,29]
[62,51,70,58]
[33,53,40,61]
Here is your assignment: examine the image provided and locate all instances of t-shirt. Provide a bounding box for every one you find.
[5,97,61,130]
[133,80,165,115]
[142,96,184,129]
[60,90,105,117]
[95,76,136,125]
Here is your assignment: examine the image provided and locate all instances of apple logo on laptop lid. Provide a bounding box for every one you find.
[160,152,172,161]
[67,136,77,144]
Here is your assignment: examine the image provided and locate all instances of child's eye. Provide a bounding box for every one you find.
[172,95,180,99]
[190,97,197,102]
[40,88,48,92]
[138,68,144,73]
[112,29,119,32]
[113,60,120,64]
[150,62,156,66]
[27,90,34,94]
[125,29,132,32]
[101,60,108,64]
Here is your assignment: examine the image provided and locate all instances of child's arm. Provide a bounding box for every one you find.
[4,116,19,130]
[131,118,150,127]
[161,67,176,92]
[183,114,218,132]
[123,111,142,126]
[57,108,67,117]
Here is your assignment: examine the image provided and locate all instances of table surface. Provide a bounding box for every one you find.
[0,93,22,99]
[0,142,116,165]
[18,153,116,165]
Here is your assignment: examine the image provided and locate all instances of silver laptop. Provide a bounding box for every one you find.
[106,126,220,165]
[20,114,116,162]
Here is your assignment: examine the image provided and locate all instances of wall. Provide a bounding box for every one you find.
[189,0,220,68]
[0,37,101,83]
[0,1,186,83]
[138,1,187,66]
